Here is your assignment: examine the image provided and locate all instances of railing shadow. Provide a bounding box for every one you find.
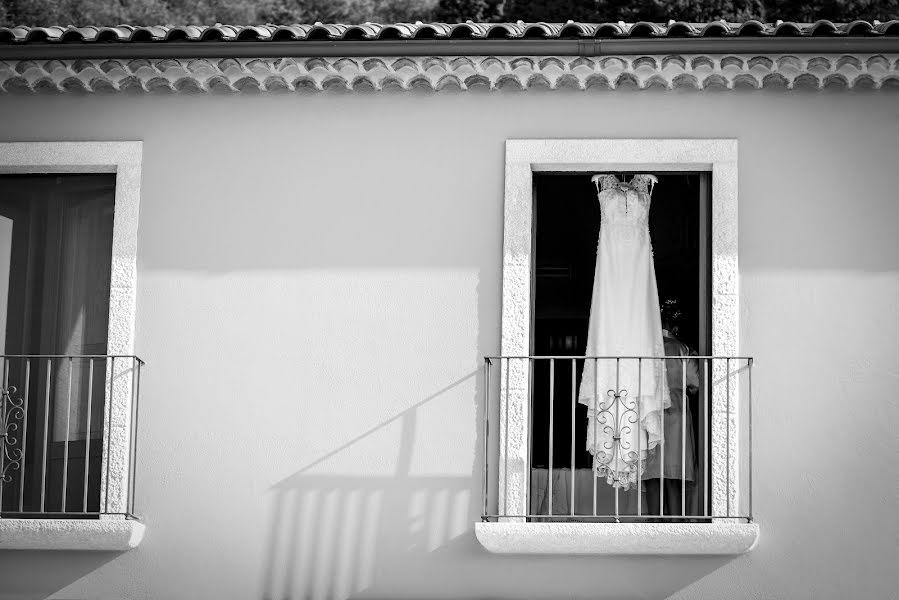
[260,372,479,600]
[260,369,739,600]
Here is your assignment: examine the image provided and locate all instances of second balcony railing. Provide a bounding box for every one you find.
[0,355,143,519]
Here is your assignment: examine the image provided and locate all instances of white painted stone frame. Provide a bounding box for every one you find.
[499,138,740,522]
[0,142,144,550]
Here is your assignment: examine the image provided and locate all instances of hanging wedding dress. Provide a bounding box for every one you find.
[578,174,670,490]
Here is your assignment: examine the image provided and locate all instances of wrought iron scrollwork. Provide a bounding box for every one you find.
[1,384,25,483]
[592,386,645,489]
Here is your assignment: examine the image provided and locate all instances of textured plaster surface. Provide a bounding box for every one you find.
[0,142,142,517]
[475,522,759,555]
[1,54,898,94]
[0,518,145,550]
[500,139,742,522]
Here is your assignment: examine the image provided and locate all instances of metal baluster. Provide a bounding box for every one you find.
[748,358,754,521]
[19,359,30,512]
[105,357,113,514]
[570,359,575,517]
[482,358,490,519]
[592,358,597,517]
[61,357,73,512]
[40,359,51,513]
[659,357,665,518]
[548,358,554,517]
[83,359,94,512]
[636,358,642,517]
[682,357,687,517]
[726,357,731,518]
[703,358,709,518]
[1,358,7,508]
[614,357,620,521]
[526,358,533,518]
[680,357,687,517]
[503,357,509,518]
[129,358,141,517]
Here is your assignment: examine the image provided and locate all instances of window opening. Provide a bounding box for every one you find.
[0,174,115,516]
[529,171,711,521]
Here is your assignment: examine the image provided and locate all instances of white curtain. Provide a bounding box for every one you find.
[48,186,115,442]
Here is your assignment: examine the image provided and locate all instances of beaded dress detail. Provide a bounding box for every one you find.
[578,174,671,490]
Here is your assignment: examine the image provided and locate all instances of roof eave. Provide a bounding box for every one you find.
[2,37,899,60]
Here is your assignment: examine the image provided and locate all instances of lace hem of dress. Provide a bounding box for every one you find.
[593,450,658,491]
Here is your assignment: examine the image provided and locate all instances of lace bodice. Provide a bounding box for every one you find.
[594,174,655,227]
[595,174,654,193]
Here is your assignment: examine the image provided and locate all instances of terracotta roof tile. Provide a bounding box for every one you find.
[2,21,898,44]
[2,53,897,94]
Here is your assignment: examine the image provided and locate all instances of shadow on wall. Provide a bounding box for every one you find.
[259,374,739,600]
[260,372,479,600]
[0,551,120,600]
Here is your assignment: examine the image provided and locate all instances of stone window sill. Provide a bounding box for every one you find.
[475,522,759,555]
[0,518,145,551]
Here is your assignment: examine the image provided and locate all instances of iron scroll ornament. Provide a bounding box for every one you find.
[0,384,24,483]
[591,386,651,490]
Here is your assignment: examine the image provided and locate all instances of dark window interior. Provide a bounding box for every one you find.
[530,172,710,516]
[0,174,115,516]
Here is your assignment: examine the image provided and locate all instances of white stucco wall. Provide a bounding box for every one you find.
[0,87,896,600]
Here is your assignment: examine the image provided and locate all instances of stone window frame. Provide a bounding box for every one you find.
[0,141,145,550]
[475,139,757,555]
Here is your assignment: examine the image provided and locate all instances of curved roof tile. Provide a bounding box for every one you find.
[559,22,592,37]
[270,25,307,41]
[700,21,731,37]
[3,53,896,94]
[593,23,625,37]
[484,23,517,39]
[843,20,876,35]
[411,24,440,39]
[877,20,899,35]
[126,28,152,42]
[235,26,271,41]
[628,21,663,38]
[1,21,899,44]
[23,27,63,42]
[522,22,557,39]
[164,26,201,41]
[665,21,698,38]
[735,20,766,36]
[808,19,840,36]
[773,21,804,36]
